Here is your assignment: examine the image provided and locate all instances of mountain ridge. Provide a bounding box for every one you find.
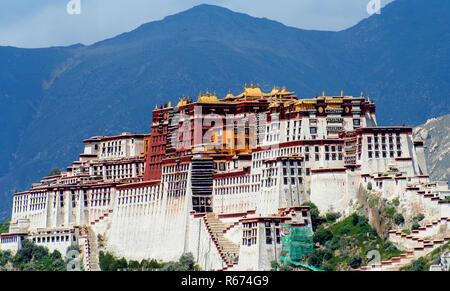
[0,0,448,219]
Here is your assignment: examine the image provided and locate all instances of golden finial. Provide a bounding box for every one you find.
[168,101,172,107]
[206,89,209,96]
[154,104,158,110]
[213,91,217,97]
[257,83,260,88]
[341,90,344,97]
[244,83,247,89]
[361,92,364,97]
[322,91,325,97]
[251,81,254,88]
[199,91,202,97]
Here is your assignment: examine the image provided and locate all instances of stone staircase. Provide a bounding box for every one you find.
[389,217,448,247]
[80,226,100,271]
[358,237,449,271]
[223,221,240,234]
[358,217,450,271]
[203,213,239,270]
[90,209,113,226]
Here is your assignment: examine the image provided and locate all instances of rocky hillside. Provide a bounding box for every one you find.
[413,114,450,184]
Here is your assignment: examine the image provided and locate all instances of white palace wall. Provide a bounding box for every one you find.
[186,214,224,271]
[105,185,190,261]
[310,170,347,213]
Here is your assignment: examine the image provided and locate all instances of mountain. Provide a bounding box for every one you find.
[413,114,450,184]
[0,0,449,219]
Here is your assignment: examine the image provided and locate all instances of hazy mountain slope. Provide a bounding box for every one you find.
[0,0,448,219]
[334,0,450,126]
[0,46,75,177]
[413,114,450,184]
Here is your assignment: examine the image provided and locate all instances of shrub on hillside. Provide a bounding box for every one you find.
[349,255,362,269]
[394,213,405,225]
[303,202,326,231]
[411,257,427,271]
[314,229,333,245]
[10,239,65,271]
[325,212,341,222]
[413,213,425,222]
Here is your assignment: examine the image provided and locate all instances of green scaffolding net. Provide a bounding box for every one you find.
[281,223,314,260]
[280,223,323,271]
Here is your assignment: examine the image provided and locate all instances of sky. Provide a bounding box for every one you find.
[0,0,394,48]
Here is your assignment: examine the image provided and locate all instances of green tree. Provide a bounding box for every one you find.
[394,213,405,225]
[279,264,292,271]
[413,214,425,222]
[307,249,332,268]
[270,260,279,271]
[0,251,11,266]
[99,251,117,271]
[13,239,34,267]
[325,212,341,222]
[22,262,39,271]
[161,261,187,271]
[0,220,10,233]
[143,258,163,270]
[116,257,128,270]
[314,229,333,245]
[32,245,49,261]
[325,235,341,251]
[303,202,326,231]
[128,260,140,270]
[308,251,322,268]
[411,257,426,271]
[349,255,362,269]
[392,197,400,206]
[179,252,195,271]
[10,239,65,271]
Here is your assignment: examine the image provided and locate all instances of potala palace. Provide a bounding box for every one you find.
[1,84,449,271]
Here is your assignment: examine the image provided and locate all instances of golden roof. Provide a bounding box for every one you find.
[224,90,234,99]
[222,84,296,102]
[269,100,279,108]
[325,99,343,104]
[236,82,266,98]
[270,86,281,95]
[176,97,190,107]
[295,99,317,105]
[280,86,294,95]
[197,90,220,103]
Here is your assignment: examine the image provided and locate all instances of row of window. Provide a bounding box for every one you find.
[33,235,73,243]
[368,151,402,158]
[118,193,161,205]
[214,185,259,195]
[163,164,190,173]
[214,175,253,186]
